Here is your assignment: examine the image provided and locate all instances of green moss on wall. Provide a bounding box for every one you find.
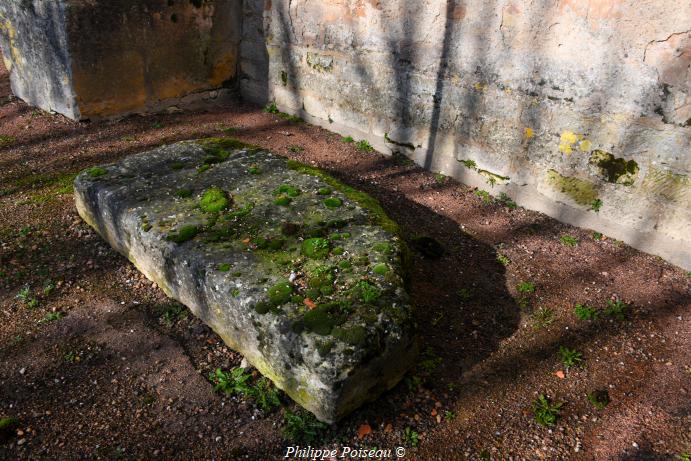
[546,169,599,206]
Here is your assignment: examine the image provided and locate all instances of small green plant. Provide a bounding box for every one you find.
[560,235,579,247]
[590,199,603,212]
[64,350,78,363]
[356,140,374,152]
[404,427,419,447]
[532,307,554,329]
[43,280,56,295]
[264,101,279,114]
[498,192,517,209]
[444,410,455,421]
[209,367,253,396]
[434,173,447,184]
[587,389,610,410]
[574,303,599,320]
[151,121,163,129]
[0,134,16,147]
[405,375,423,392]
[592,231,603,240]
[496,253,511,266]
[517,281,536,294]
[38,312,64,324]
[288,145,304,153]
[458,287,473,301]
[341,136,354,143]
[418,347,442,374]
[474,189,492,204]
[532,394,562,427]
[558,346,583,370]
[355,281,380,304]
[460,159,476,169]
[282,410,327,443]
[161,303,188,326]
[517,297,531,309]
[250,377,281,412]
[604,299,628,320]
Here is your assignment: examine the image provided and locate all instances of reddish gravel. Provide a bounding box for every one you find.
[0,61,689,461]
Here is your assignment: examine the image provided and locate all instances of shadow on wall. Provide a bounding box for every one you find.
[238,0,690,270]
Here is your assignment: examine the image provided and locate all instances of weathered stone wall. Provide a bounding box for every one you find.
[0,0,242,120]
[240,0,691,269]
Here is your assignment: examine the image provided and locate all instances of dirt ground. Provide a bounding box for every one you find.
[0,62,689,461]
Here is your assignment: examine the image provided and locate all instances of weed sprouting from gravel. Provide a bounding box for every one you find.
[558,346,583,370]
[532,307,554,329]
[282,410,327,443]
[574,303,599,320]
[560,235,579,247]
[404,427,419,447]
[532,394,562,427]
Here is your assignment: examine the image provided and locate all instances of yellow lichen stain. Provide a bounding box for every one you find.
[0,18,22,71]
[558,130,591,154]
[524,127,534,139]
[473,82,486,92]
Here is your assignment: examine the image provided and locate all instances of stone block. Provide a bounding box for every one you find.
[0,0,242,120]
[74,139,417,422]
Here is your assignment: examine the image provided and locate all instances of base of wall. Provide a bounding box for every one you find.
[258,97,691,271]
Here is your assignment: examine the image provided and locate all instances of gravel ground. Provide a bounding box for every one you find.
[0,62,689,460]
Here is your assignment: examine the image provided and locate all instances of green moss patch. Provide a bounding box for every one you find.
[286,160,400,236]
[323,197,343,208]
[302,238,330,259]
[86,167,107,178]
[372,263,389,275]
[200,187,230,213]
[332,325,367,346]
[546,169,599,206]
[268,281,293,305]
[166,225,199,243]
[302,303,347,335]
[274,184,301,197]
[589,150,639,185]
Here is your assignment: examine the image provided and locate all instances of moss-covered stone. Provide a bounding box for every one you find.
[74,138,416,424]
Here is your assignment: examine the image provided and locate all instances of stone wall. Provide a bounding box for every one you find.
[240,0,691,269]
[0,0,242,120]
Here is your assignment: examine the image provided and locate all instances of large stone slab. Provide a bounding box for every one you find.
[74,139,417,422]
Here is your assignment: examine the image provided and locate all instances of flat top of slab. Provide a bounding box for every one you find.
[75,138,414,369]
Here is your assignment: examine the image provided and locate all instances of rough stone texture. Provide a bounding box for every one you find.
[73,139,417,423]
[240,0,691,270]
[0,0,242,120]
